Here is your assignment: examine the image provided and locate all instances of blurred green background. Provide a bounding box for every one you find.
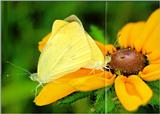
[2,1,159,113]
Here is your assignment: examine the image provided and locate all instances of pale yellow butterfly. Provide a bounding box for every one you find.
[31,15,104,84]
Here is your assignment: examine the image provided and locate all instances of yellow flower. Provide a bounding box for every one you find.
[34,9,160,111]
[36,38,116,105]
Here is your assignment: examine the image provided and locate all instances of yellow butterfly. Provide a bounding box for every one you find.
[31,15,104,84]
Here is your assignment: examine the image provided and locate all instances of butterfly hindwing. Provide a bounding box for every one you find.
[85,32,104,68]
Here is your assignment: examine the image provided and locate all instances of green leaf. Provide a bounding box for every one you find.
[106,89,115,112]
[106,87,129,113]
[94,88,105,113]
[148,80,160,106]
[57,91,92,105]
[93,86,115,113]
[89,25,108,44]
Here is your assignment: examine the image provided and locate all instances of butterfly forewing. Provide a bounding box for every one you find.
[37,22,91,83]
[65,15,104,68]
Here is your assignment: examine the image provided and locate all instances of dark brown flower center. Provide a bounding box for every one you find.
[107,48,147,76]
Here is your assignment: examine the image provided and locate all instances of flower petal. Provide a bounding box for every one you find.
[115,76,141,111]
[34,82,75,106]
[128,76,152,105]
[147,48,160,64]
[134,8,160,52]
[142,22,160,54]
[105,44,116,55]
[38,20,68,52]
[118,22,145,48]
[140,71,160,81]
[68,71,115,91]
[95,41,106,55]
[118,23,134,48]
[34,68,115,106]
[38,33,51,52]
[130,22,145,48]
[140,64,160,81]
[115,75,152,111]
[96,41,116,55]
[151,59,160,64]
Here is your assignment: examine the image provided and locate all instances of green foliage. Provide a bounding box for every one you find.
[57,91,92,105]
[89,25,107,44]
[106,88,116,112]
[148,80,160,107]
[94,88,105,113]
[90,87,116,113]
[102,87,127,113]
[108,87,128,113]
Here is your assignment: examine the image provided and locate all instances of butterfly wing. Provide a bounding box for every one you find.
[84,32,104,68]
[37,22,91,83]
[43,20,68,49]
[65,15,104,68]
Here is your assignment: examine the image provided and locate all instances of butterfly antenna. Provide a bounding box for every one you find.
[6,61,31,75]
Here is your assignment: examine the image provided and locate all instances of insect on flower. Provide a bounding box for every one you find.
[32,9,160,112]
[31,15,105,84]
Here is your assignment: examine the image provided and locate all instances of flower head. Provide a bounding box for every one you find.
[34,9,160,111]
